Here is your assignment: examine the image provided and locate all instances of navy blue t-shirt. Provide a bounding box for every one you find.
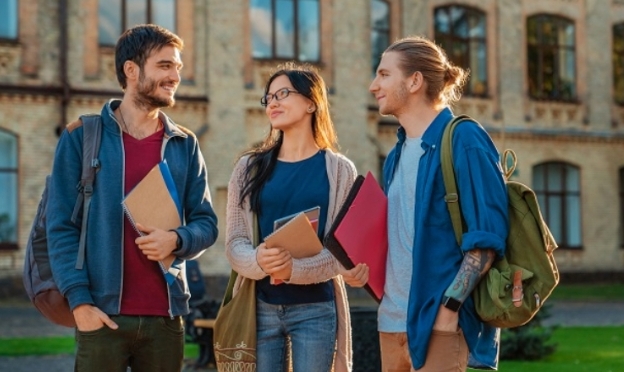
[256,150,333,305]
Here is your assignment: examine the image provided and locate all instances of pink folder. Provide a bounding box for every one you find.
[324,172,388,302]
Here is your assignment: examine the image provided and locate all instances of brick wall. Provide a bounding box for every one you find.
[1,0,624,283]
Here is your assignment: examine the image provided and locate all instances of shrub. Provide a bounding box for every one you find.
[500,304,557,360]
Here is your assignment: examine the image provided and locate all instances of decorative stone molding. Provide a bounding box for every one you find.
[0,93,58,104]
[454,97,497,124]
[525,101,583,128]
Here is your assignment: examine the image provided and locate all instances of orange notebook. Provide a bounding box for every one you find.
[264,211,323,259]
[265,208,323,285]
[122,161,182,284]
[324,171,388,302]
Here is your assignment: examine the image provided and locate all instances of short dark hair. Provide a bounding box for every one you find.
[115,24,184,89]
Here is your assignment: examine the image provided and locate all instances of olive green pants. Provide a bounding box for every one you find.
[74,315,184,372]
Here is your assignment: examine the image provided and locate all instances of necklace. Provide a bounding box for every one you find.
[118,107,161,138]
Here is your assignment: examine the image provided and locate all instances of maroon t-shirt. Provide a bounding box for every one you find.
[120,127,170,316]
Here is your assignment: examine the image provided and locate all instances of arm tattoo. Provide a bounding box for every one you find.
[444,249,495,302]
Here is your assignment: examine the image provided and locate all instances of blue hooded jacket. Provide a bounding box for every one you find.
[47,99,218,317]
[383,108,508,370]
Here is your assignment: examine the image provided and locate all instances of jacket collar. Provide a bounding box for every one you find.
[102,99,188,138]
[395,107,454,148]
[421,107,454,148]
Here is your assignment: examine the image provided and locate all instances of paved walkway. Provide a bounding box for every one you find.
[1,299,624,371]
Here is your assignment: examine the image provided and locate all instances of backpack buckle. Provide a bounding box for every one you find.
[444,193,458,203]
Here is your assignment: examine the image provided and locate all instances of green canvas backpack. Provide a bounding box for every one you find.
[441,115,560,328]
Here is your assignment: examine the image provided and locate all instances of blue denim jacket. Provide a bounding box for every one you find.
[383,108,509,370]
[47,99,218,317]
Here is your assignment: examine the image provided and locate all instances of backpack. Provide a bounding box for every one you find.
[441,115,559,328]
[23,115,102,328]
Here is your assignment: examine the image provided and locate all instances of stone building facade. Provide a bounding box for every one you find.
[1,0,623,289]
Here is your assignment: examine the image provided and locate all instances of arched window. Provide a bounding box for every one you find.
[250,0,320,62]
[533,162,581,249]
[613,23,624,105]
[527,14,576,101]
[99,0,177,46]
[371,0,390,75]
[434,5,487,97]
[0,0,18,40]
[0,129,18,250]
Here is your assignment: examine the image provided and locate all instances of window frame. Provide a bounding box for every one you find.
[526,14,577,102]
[433,4,488,97]
[533,161,582,250]
[371,0,390,76]
[99,0,178,47]
[250,0,321,63]
[613,23,624,106]
[0,0,19,42]
[0,128,19,251]
[620,167,624,248]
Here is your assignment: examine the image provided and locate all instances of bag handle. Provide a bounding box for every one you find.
[502,149,517,181]
[222,213,259,306]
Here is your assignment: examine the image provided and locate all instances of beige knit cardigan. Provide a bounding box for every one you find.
[225,149,357,372]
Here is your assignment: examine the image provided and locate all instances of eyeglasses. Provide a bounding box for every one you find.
[260,88,300,107]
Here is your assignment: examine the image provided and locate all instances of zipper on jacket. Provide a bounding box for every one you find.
[108,109,127,314]
[161,132,175,318]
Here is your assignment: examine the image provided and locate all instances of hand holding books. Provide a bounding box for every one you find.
[262,206,322,285]
[122,161,184,285]
[134,223,179,267]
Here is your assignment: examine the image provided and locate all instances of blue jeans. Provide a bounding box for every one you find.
[256,299,337,372]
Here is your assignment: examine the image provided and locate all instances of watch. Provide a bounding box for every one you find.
[442,296,462,312]
[172,230,182,252]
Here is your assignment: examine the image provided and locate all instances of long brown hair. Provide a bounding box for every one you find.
[239,62,338,213]
[385,36,468,109]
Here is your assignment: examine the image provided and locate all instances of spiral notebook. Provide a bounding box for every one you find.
[122,160,184,285]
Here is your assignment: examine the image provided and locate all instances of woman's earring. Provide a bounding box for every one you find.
[307,107,315,113]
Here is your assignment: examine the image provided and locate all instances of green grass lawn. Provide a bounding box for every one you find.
[549,283,624,301]
[0,336,199,359]
[1,326,622,371]
[499,326,624,371]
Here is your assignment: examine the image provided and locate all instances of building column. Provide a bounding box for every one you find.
[585,0,611,130]
[332,0,377,174]
[497,0,524,128]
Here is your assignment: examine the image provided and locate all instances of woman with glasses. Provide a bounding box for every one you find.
[225,62,369,372]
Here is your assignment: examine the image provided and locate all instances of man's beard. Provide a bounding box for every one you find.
[380,83,409,117]
[133,70,176,110]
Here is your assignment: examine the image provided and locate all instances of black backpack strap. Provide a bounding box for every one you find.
[70,115,102,270]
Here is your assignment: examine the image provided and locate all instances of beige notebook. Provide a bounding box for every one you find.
[264,212,323,259]
[122,163,180,270]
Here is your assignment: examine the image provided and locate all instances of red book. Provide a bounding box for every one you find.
[324,172,388,302]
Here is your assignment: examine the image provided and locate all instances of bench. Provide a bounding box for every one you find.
[193,318,215,329]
